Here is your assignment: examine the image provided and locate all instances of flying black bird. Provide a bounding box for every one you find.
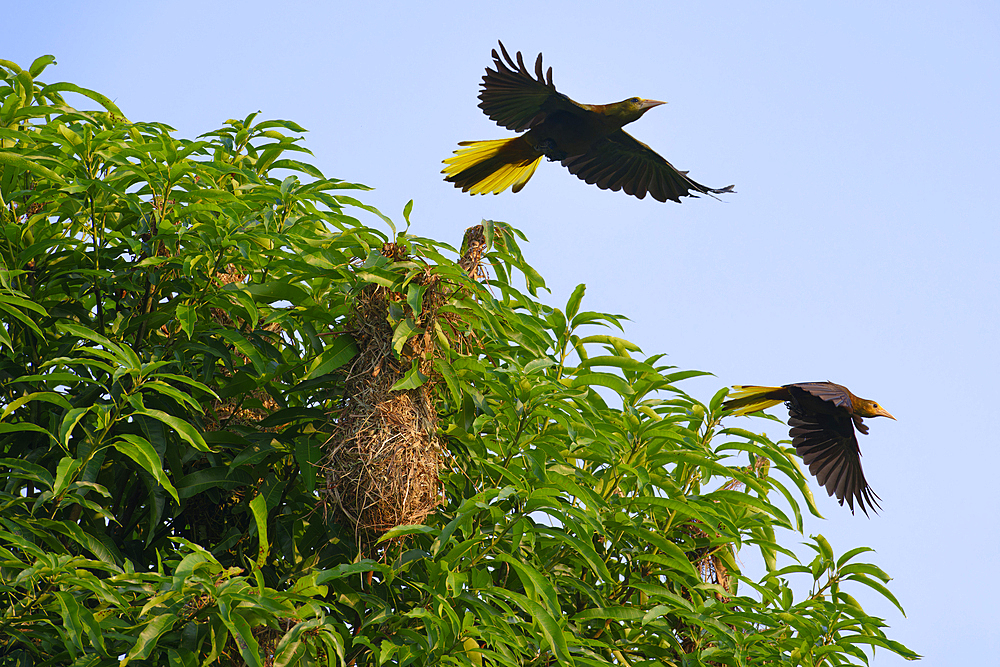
[723,382,895,516]
[443,41,734,203]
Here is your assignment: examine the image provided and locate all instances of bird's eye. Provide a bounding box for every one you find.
[630,97,640,104]
[872,403,879,408]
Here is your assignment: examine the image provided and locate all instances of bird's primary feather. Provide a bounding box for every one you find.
[477,43,581,132]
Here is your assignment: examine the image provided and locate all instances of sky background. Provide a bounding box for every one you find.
[10,1,999,662]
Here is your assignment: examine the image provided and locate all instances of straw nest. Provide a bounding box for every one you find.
[323,228,488,540]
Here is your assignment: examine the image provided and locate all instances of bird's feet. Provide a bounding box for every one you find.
[535,139,567,162]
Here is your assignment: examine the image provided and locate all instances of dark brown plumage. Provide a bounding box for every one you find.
[443,41,734,203]
[723,382,895,516]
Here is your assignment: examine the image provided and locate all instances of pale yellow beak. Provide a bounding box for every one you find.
[876,406,896,420]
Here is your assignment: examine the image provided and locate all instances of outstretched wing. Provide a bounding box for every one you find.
[561,130,736,203]
[788,407,881,516]
[478,41,585,132]
[791,382,854,412]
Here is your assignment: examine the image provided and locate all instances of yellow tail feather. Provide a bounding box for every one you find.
[723,385,786,416]
[443,138,543,195]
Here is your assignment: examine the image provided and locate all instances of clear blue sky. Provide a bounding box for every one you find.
[11,1,999,661]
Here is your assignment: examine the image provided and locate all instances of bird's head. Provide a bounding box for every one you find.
[611,97,665,123]
[855,398,896,421]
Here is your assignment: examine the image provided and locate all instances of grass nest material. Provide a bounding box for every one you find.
[322,229,491,540]
[323,230,490,540]
[322,283,442,537]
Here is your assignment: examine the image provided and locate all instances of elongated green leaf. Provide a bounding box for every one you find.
[58,407,91,450]
[391,317,421,356]
[0,151,67,183]
[219,600,263,667]
[495,554,561,619]
[573,605,646,622]
[305,334,357,379]
[176,466,251,498]
[845,572,907,615]
[575,355,656,374]
[1,391,71,421]
[113,434,179,504]
[488,589,571,665]
[53,456,83,497]
[568,371,634,396]
[0,294,47,338]
[564,284,586,321]
[215,329,268,374]
[177,302,196,339]
[122,612,178,665]
[390,359,427,390]
[535,526,612,583]
[837,546,876,568]
[133,408,209,451]
[249,494,269,567]
[377,524,435,543]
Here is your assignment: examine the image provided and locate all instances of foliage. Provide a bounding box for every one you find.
[0,57,917,666]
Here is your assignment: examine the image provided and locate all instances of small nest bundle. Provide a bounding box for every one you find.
[323,247,447,539]
[203,264,282,431]
[458,224,488,281]
[686,456,771,600]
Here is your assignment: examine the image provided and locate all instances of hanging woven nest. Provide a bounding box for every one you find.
[322,283,442,536]
[322,228,491,540]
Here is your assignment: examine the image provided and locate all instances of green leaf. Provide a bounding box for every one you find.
[1,391,71,421]
[0,422,56,441]
[377,524,435,543]
[249,494,269,567]
[215,329,268,374]
[575,355,656,375]
[565,283,586,321]
[122,612,178,665]
[567,371,634,396]
[313,561,386,583]
[390,359,427,391]
[133,408,210,451]
[0,458,54,490]
[402,199,414,228]
[391,317,422,355]
[28,55,57,77]
[488,589,571,665]
[575,334,641,352]
[52,590,85,651]
[0,151,67,184]
[53,456,83,497]
[535,526,613,583]
[113,434,180,504]
[58,407,91,450]
[406,281,426,316]
[433,358,461,406]
[305,334,357,379]
[573,605,646,622]
[176,466,250,498]
[494,554,561,618]
[845,572,907,616]
[837,545,876,568]
[177,302,196,338]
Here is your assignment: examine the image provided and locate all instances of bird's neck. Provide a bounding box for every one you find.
[585,103,643,128]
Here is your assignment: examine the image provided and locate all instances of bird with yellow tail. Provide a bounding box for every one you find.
[443,42,734,203]
[723,382,895,516]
